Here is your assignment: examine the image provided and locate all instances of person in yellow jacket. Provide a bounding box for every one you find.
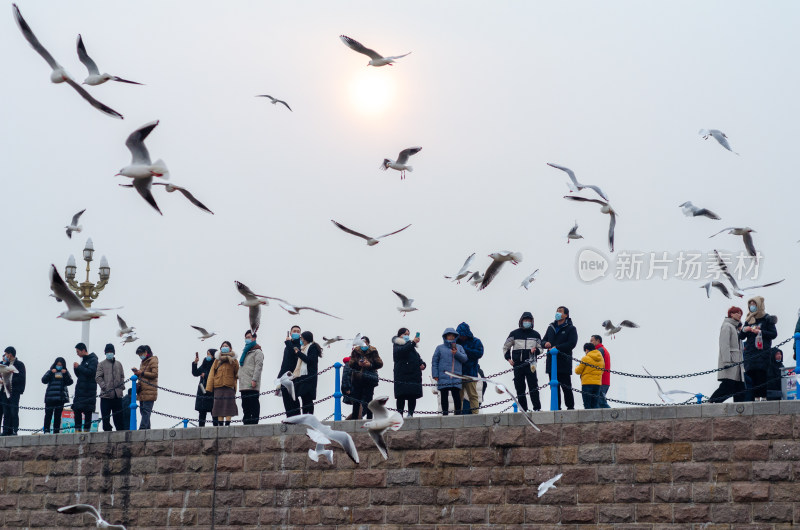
[575,343,605,409]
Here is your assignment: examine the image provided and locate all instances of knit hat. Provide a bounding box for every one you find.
[104,343,115,354]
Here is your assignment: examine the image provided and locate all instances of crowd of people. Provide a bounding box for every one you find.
[1,298,797,435]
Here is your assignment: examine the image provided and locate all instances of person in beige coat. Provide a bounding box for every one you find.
[238,330,264,425]
[709,306,745,403]
[132,345,158,429]
[96,343,126,431]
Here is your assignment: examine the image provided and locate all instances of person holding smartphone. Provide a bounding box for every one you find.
[431,328,468,416]
[348,337,383,420]
[278,326,302,417]
[392,328,425,417]
[132,345,159,430]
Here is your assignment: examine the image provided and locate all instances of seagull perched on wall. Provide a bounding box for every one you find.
[380,147,422,179]
[699,129,739,155]
[12,4,123,119]
[282,414,359,463]
[256,94,292,111]
[479,251,523,291]
[339,35,411,67]
[362,396,404,460]
[77,35,143,86]
[57,504,126,529]
[65,209,85,239]
[331,220,411,246]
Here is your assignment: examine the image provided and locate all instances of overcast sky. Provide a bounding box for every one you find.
[2,1,798,431]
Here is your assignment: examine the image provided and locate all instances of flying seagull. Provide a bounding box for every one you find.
[563,196,618,252]
[380,147,422,179]
[116,314,135,337]
[306,429,334,464]
[700,281,731,299]
[699,129,739,155]
[282,414,359,463]
[57,504,126,529]
[711,250,784,298]
[274,371,296,400]
[322,336,345,348]
[50,265,116,321]
[190,325,216,341]
[339,35,411,67]
[709,227,758,259]
[235,281,269,332]
[479,251,523,291]
[537,474,563,498]
[154,183,213,214]
[642,366,700,404]
[65,209,85,239]
[567,221,583,244]
[445,371,540,431]
[351,333,366,349]
[330,220,411,246]
[444,253,476,283]
[679,201,721,220]
[392,290,417,315]
[116,121,169,215]
[120,335,139,346]
[12,4,123,119]
[601,320,639,338]
[261,296,342,319]
[256,94,292,111]
[547,163,608,201]
[0,364,19,399]
[467,271,484,287]
[76,34,143,86]
[520,269,539,290]
[362,396,404,460]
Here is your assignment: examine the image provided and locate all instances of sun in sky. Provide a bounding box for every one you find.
[349,69,396,116]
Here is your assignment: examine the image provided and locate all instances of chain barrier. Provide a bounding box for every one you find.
[19,377,132,412]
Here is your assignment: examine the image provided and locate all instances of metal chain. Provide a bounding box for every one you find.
[19,377,132,411]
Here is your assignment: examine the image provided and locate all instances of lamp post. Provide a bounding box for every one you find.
[64,238,111,349]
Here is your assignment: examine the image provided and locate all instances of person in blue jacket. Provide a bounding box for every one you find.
[431,328,468,416]
[456,322,483,414]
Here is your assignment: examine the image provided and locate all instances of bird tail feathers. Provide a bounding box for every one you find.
[406,165,413,172]
[151,159,169,179]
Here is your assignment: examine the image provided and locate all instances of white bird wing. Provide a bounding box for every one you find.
[583,184,609,202]
[568,222,580,237]
[235,281,267,302]
[306,428,331,446]
[709,227,739,238]
[642,366,669,398]
[62,77,124,119]
[283,415,359,463]
[376,224,412,240]
[294,306,343,320]
[453,253,476,278]
[75,34,99,75]
[479,259,506,291]
[711,281,732,299]
[563,195,608,208]
[396,147,422,165]
[367,396,392,421]
[694,207,721,220]
[70,209,86,226]
[601,320,616,331]
[712,130,735,153]
[331,219,371,241]
[190,325,209,335]
[392,290,412,307]
[256,94,277,102]
[49,264,86,312]
[278,100,292,111]
[547,163,579,187]
[57,504,101,519]
[339,35,383,60]
[153,183,214,214]
[352,333,365,349]
[618,320,639,329]
[132,177,162,215]
[607,211,617,253]
[125,121,158,165]
[538,474,563,497]
[713,250,740,291]
[368,428,390,460]
[384,52,411,61]
[13,4,59,70]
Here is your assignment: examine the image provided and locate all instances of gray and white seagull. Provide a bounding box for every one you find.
[381,147,422,179]
[235,281,269,333]
[444,253,476,283]
[711,249,784,298]
[679,201,721,220]
[563,196,618,253]
[65,209,85,239]
[77,34,143,86]
[57,503,126,529]
[479,251,523,291]
[116,121,169,215]
[709,227,758,259]
[339,35,411,67]
[392,290,418,315]
[256,94,292,111]
[331,219,411,246]
[699,129,739,155]
[282,414,359,463]
[547,163,609,201]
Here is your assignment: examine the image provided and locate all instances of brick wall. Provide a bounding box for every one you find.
[0,400,798,528]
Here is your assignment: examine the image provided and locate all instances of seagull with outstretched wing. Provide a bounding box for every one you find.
[339,35,411,67]
[331,220,411,246]
[700,281,731,299]
[65,209,85,239]
[547,163,608,201]
[520,269,539,290]
[256,94,292,111]
[190,325,216,341]
[444,253,476,283]
[567,221,583,244]
[392,290,417,315]
[57,504,126,529]
[537,474,563,498]
[679,201,721,220]
[50,265,117,321]
[711,250,784,297]
[479,251,523,291]
[601,320,639,338]
[261,296,342,319]
[380,147,422,179]
[642,366,700,403]
[235,281,269,333]
[274,371,296,400]
[362,396,404,460]
[116,314,135,337]
[699,129,739,155]
[709,227,758,260]
[282,414,359,463]
[563,195,618,252]
[77,34,143,86]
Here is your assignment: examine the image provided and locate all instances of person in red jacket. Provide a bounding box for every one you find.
[590,335,611,408]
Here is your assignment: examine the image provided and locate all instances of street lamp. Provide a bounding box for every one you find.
[64,238,112,348]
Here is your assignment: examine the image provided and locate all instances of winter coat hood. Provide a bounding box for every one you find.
[393,336,409,346]
[575,349,605,385]
[518,312,534,328]
[456,322,474,340]
[746,296,766,324]
[441,327,459,341]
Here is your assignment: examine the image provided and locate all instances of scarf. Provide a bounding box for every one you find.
[240,341,257,365]
[292,343,310,379]
[745,296,766,325]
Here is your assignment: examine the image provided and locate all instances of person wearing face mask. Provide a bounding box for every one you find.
[293,331,322,415]
[192,348,218,427]
[431,328,468,416]
[740,296,778,402]
[456,322,484,414]
[95,344,126,431]
[542,306,578,410]
[392,328,425,418]
[42,356,72,434]
[709,307,746,403]
[278,326,302,417]
[348,337,383,420]
[766,348,785,401]
[206,341,239,425]
[239,330,264,425]
[132,345,159,429]
[1,347,25,436]
[503,312,543,412]
[71,343,98,433]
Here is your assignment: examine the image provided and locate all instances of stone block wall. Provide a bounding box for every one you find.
[0,400,798,528]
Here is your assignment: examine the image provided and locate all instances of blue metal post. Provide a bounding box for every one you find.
[695,394,703,404]
[549,348,560,411]
[333,362,342,421]
[512,402,518,413]
[182,419,189,429]
[129,375,138,430]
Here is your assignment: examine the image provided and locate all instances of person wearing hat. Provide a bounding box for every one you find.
[96,343,126,431]
[740,296,778,401]
[41,356,73,433]
[431,328,468,415]
[2,347,25,436]
[348,336,383,420]
[72,343,98,433]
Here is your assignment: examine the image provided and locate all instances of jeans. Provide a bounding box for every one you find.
[512,364,541,411]
[440,387,462,415]
[240,390,260,425]
[139,400,154,430]
[43,405,64,433]
[100,397,125,431]
[73,409,93,432]
[598,385,611,408]
[581,384,601,409]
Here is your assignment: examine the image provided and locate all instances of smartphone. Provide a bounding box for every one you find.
[415,332,420,338]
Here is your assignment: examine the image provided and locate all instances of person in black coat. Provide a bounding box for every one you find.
[41,357,73,434]
[72,343,98,432]
[293,331,322,415]
[2,347,25,436]
[192,349,217,426]
[740,296,778,401]
[393,327,425,417]
[541,306,578,410]
[278,326,303,417]
[503,312,543,412]
[766,348,785,401]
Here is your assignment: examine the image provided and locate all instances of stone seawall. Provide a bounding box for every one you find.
[0,400,798,529]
